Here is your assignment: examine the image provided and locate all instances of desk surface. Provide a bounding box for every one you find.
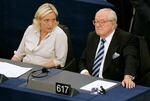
[0,58,150,101]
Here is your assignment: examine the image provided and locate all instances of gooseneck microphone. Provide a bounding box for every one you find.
[26,66,61,85]
[26,68,50,85]
[31,68,50,78]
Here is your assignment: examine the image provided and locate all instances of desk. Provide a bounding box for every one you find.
[0,59,150,101]
[0,79,150,101]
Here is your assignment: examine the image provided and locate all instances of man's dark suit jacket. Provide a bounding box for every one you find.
[131,0,150,51]
[79,28,138,81]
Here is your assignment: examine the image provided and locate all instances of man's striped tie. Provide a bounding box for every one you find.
[92,39,105,77]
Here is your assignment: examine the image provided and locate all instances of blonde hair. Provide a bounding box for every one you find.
[33,3,58,31]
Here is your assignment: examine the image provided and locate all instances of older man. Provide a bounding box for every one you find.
[79,8,138,89]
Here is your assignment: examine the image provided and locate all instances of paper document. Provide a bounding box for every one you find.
[0,62,32,78]
[80,80,118,91]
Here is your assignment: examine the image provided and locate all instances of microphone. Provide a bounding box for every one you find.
[26,65,61,84]
[26,63,66,87]
[26,63,67,84]
[26,67,50,85]
[41,68,49,73]
[27,66,60,82]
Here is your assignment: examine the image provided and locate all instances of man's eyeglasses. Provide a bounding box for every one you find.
[93,20,113,25]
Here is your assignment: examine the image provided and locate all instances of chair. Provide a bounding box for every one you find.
[58,24,78,72]
[136,36,150,87]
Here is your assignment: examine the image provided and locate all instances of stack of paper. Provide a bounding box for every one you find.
[80,80,118,91]
[0,62,32,78]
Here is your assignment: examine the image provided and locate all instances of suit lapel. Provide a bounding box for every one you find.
[89,32,100,72]
[88,32,100,72]
[103,30,120,71]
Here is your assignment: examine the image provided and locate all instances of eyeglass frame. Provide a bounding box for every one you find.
[93,19,114,25]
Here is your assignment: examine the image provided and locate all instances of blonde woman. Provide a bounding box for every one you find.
[11,3,68,68]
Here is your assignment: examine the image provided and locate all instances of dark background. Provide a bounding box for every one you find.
[0,0,113,60]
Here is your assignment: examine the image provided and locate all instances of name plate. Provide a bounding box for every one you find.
[56,82,71,96]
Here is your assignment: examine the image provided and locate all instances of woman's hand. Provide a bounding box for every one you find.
[41,59,56,68]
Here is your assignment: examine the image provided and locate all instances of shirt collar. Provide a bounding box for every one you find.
[100,29,115,44]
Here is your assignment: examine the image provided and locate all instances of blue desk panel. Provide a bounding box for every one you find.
[0,79,95,101]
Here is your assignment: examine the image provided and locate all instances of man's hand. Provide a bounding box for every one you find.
[80,69,91,76]
[122,75,135,89]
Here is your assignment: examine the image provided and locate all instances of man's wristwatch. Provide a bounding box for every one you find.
[124,75,135,80]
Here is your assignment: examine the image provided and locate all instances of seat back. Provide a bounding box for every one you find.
[136,36,150,87]
[58,24,78,72]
